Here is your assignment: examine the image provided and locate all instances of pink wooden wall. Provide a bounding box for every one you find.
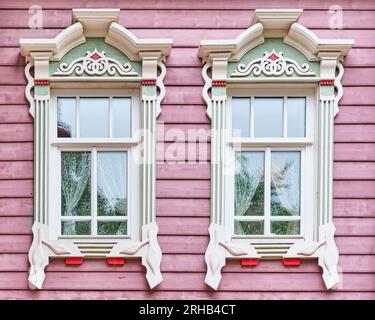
[0,0,374,299]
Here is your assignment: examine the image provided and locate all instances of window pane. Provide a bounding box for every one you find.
[97,152,127,216]
[98,221,127,235]
[287,97,306,137]
[235,152,264,216]
[112,98,131,138]
[234,221,264,235]
[61,220,91,235]
[254,97,283,137]
[57,98,76,138]
[80,98,109,137]
[61,152,91,216]
[271,220,300,235]
[271,151,301,217]
[232,98,250,137]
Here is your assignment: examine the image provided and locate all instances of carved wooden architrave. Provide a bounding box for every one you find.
[198,9,354,291]
[20,9,172,290]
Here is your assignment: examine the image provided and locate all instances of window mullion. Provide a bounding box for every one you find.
[264,147,271,236]
[91,147,98,236]
[109,96,113,138]
[250,96,254,138]
[283,96,287,138]
[76,96,80,138]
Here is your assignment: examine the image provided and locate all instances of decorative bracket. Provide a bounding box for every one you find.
[205,223,260,290]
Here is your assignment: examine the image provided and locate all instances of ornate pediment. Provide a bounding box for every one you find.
[231,48,315,77]
[53,48,138,77]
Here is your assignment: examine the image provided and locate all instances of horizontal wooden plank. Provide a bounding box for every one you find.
[159,105,209,124]
[334,143,375,161]
[0,235,31,253]
[157,124,211,142]
[0,179,33,198]
[156,180,210,198]
[0,216,32,235]
[157,217,210,236]
[0,271,373,291]
[0,234,373,255]
[0,161,32,179]
[2,10,375,29]
[0,198,33,216]
[341,87,375,105]
[334,217,375,236]
[157,198,210,217]
[0,142,33,161]
[0,289,373,300]
[0,105,32,123]
[334,199,375,217]
[157,163,210,179]
[159,235,208,254]
[1,254,374,274]
[1,0,375,10]
[335,106,375,124]
[0,124,33,142]
[335,125,375,142]
[334,162,375,180]
[156,142,211,162]
[1,28,374,48]
[334,181,375,198]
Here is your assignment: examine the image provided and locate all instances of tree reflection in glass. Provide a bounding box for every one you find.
[234,152,264,235]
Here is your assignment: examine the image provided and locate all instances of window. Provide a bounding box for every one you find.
[228,92,314,241]
[21,8,172,290]
[50,91,139,240]
[199,9,353,290]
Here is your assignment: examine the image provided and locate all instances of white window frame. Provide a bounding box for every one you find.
[199,9,353,290]
[225,88,316,245]
[49,89,140,242]
[20,8,172,290]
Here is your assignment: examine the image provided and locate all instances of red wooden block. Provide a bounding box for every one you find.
[65,257,84,265]
[282,258,301,266]
[241,258,259,267]
[106,257,126,266]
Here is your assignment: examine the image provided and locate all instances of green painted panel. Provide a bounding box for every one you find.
[49,38,141,77]
[212,86,226,96]
[228,38,320,78]
[320,85,334,96]
[142,85,157,97]
[34,85,49,96]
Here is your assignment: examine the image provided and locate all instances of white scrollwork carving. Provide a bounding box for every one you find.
[156,61,167,117]
[24,61,35,117]
[231,48,315,77]
[333,59,344,117]
[202,62,213,119]
[53,49,138,76]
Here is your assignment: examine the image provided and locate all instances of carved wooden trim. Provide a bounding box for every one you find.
[53,49,138,76]
[231,49,315,77]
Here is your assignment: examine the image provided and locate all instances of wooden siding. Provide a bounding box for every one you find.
[0,0,374,299]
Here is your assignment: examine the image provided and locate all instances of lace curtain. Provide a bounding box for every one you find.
[61,152,91,234]
[235,152,264,216]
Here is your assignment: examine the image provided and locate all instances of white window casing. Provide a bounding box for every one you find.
[20,9,172,290]
[198,9,354,290]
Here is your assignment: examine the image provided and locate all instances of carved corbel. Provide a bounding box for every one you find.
[205,223,260,290]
